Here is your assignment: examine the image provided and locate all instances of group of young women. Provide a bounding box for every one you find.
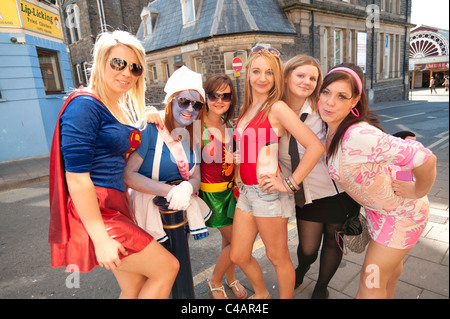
[49,30,437,299]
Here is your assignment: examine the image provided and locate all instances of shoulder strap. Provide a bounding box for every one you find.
[156,125,190,181]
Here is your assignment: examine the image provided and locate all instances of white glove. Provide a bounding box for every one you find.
[165,181,193,211]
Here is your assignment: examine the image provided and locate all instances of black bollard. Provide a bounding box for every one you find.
[153,196,195,299]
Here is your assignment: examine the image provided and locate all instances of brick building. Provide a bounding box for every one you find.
[139,0,413,106]
[60,0,148,88]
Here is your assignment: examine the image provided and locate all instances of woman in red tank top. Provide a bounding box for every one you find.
[230,47,324,299]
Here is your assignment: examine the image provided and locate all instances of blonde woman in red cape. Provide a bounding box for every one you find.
[230,47,324,299]
[49,31,179,299]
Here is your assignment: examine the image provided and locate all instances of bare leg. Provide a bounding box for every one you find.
[230,208,269,298]
[256,216,294,299]
[356,240,409,299]
[113,240,179,299]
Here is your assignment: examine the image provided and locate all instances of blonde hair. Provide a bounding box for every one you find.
[240,49,284,122]
[89,30,147,126]
[283,55,322,112]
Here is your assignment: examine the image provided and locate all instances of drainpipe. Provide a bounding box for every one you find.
[403,0,410,100]
[311,0,315,57]
[97,0,107,32]
[370,0,375,90]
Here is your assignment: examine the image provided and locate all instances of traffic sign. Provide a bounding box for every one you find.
[232,57,243,72]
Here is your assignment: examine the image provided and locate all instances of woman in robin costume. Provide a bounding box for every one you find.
[199,74,247,299]
[49,31,179,299]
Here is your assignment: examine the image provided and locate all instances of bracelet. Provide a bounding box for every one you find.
[288,175,300,191]
[282,178,294,194]
[284,177,297,193]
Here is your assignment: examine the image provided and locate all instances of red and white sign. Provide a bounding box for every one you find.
[232,57,243,72]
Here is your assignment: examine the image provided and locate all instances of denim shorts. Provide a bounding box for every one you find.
[236,184,294,218]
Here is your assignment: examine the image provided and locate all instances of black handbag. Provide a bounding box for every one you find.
[332,180,370,254]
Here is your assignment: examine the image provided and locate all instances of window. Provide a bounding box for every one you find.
[149,65,158,83]
[163,62,171,81]
[193,56,203,74]
[37,48,64,94]
[333,30,342,66]
[141,8,158,37]
[181,0,196,25]
[383,34,390,79]
[321,28,328,72]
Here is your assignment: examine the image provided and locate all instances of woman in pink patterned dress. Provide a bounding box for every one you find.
[318,63,437,298]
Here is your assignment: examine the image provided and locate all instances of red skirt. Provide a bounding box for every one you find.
[51,186,153,273]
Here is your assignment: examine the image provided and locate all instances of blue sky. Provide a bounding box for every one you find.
[411,0,449,30]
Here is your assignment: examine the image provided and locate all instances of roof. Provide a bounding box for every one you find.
[137,0,296,53]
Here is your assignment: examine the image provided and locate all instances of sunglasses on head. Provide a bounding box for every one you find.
[251,46,280,56]
[109,58,143,77]
[174,96,204,112]
[207,92,232,102]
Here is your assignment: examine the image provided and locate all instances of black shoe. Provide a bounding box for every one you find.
[294,265,310,289]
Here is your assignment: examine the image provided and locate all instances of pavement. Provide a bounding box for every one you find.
[0,88,448,299]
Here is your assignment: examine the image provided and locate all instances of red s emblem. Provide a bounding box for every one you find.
[125,130,141,162]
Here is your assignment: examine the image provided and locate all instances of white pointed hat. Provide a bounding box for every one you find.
[163,65,205,104]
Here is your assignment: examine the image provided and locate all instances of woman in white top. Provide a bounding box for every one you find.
[279,55,358,298]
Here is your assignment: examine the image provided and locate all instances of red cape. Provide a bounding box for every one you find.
[48,90,104,245]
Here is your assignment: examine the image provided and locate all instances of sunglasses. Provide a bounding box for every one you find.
[251,46,280,56]
[109,58,143,77]
[174,96,204,112]
[207,92,232,102]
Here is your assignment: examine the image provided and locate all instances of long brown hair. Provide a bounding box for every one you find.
[201,74,237,123]
[283,55,322,112]
[321,63,383,160]
[240,49,284,122]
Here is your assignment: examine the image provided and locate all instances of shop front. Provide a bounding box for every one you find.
[411,61,449,89]
[0,0,73,162]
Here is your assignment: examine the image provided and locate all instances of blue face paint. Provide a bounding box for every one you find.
[172,90,203,127]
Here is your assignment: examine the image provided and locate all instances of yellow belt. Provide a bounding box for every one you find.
[200,182,230,193]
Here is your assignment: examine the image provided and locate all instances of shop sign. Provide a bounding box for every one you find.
[19,0,63,39]
[415,62,449,71]
[0,0,22,27]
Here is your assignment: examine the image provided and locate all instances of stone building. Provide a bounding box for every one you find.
[138,0,413,107]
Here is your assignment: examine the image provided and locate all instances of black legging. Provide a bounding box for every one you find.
[295,219,344,298]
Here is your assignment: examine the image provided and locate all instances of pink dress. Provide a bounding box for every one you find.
[328,122,433,250]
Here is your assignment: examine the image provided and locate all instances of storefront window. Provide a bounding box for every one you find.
[37,48,64,95]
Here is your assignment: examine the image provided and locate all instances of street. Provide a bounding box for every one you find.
[0,95,448,299]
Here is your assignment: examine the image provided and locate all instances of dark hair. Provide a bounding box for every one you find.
[321,63,383,159]
[202,74,237,123]
[392,130,416,140]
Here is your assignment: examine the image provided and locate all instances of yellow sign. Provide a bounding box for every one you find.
[0,0,22,27]
[19,0,63,39]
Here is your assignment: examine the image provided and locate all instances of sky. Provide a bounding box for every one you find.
[411,0,449,30]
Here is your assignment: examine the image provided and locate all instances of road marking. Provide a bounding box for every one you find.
[193,219,297,286]
[427,135,449,149]
[382,112,426,123]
